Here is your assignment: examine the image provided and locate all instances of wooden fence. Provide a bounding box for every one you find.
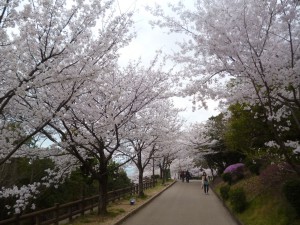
[0,180,156,225]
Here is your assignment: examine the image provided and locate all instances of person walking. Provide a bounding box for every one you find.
[201,171,206,189]
[203,176,209,194]
[185,170,191,183]
[180,171,185,182]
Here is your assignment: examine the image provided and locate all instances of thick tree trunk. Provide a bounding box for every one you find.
[97,174,108,215]
[138,168,144,197]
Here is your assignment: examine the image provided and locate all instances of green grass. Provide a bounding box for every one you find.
[215,176,300,225]
[238,192,297,225]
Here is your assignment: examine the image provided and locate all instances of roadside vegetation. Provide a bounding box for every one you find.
[214,169,300,225]
[193,102,300,225]
[66,179,174,225]
[0,161,131,220]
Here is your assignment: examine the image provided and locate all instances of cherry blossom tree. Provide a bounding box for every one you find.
[0,0,134,215]
[168,128,200,180]
[126,99,182,196]
[152,114,186,183]
[150,0,300,174]
[39,58,173,214]
[0,0,133,165]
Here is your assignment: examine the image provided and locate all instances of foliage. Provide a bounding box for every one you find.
[259,163,294,189]
[150,0,300,175]
[0,158,54,188]
[245,160,262,175]
[0,158,55,219]
[282,179,300,216]
[204,151,246,174]
[224,163,245,174]
[222,173,232,185]
[224,104,271,154]
[0,0,137,215]
[0,159,133,220]
[238,190,299,225]
[224,163,246,183]
[151,174,160,180]
[107,162,131,191]
[205,114,227,142]
[215,174,300,225]
[229,188,247,213]
[220,185,230,200]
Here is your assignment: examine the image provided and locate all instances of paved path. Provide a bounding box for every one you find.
[119,180,238,225]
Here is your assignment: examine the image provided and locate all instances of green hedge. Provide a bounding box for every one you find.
[283,179,300,216]
[220,185,230,200]
[229,188,247,213]
[222,173,232,185]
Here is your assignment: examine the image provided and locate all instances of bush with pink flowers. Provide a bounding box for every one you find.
[223,163,245,183]
[224,163,245,174]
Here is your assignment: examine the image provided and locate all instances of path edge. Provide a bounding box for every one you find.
[113,181,177,225]
[211,185,244,225]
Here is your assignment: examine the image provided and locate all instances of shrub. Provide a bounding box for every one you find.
[248,163,260,175]
[151,174,160,180]
[222,173,232,185]
[220,185,230,200]
[246,160,261,175]
[282,179,300,216]
[223,163,246,183]
[224,163,245,173]
[260,163,293,188]
[229,188,247,213]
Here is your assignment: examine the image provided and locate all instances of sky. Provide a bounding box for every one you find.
[117,0,220,124]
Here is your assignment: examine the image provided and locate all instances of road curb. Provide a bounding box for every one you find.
[113,181,177,225]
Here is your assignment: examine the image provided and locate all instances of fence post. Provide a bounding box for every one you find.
[54,203,59,225]
[68,205,72,222]
[81,196,85,216]
[90,197,94,213]
[14,214,20,225]
[35,213,41,225]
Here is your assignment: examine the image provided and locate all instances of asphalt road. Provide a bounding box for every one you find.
[119,180,238,225]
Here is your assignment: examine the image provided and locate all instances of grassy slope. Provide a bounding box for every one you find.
[215,176,300,225]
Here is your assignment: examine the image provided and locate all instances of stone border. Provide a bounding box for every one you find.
[113,181,177,225]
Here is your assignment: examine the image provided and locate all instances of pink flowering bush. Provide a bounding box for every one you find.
[224,163,245,173]
[223,163,245,183]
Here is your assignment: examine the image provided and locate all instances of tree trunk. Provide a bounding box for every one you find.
[97,174,108,215]
[162,169,166,184]
[138,168,144,197]
[159,166,163,179]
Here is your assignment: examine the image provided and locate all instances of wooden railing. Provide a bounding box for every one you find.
[0,180,156,225]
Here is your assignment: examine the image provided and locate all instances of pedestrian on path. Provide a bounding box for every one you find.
[185,170,191,183]
[201,171,206,189]
[203,176,209,194]
[180,171,185,182]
